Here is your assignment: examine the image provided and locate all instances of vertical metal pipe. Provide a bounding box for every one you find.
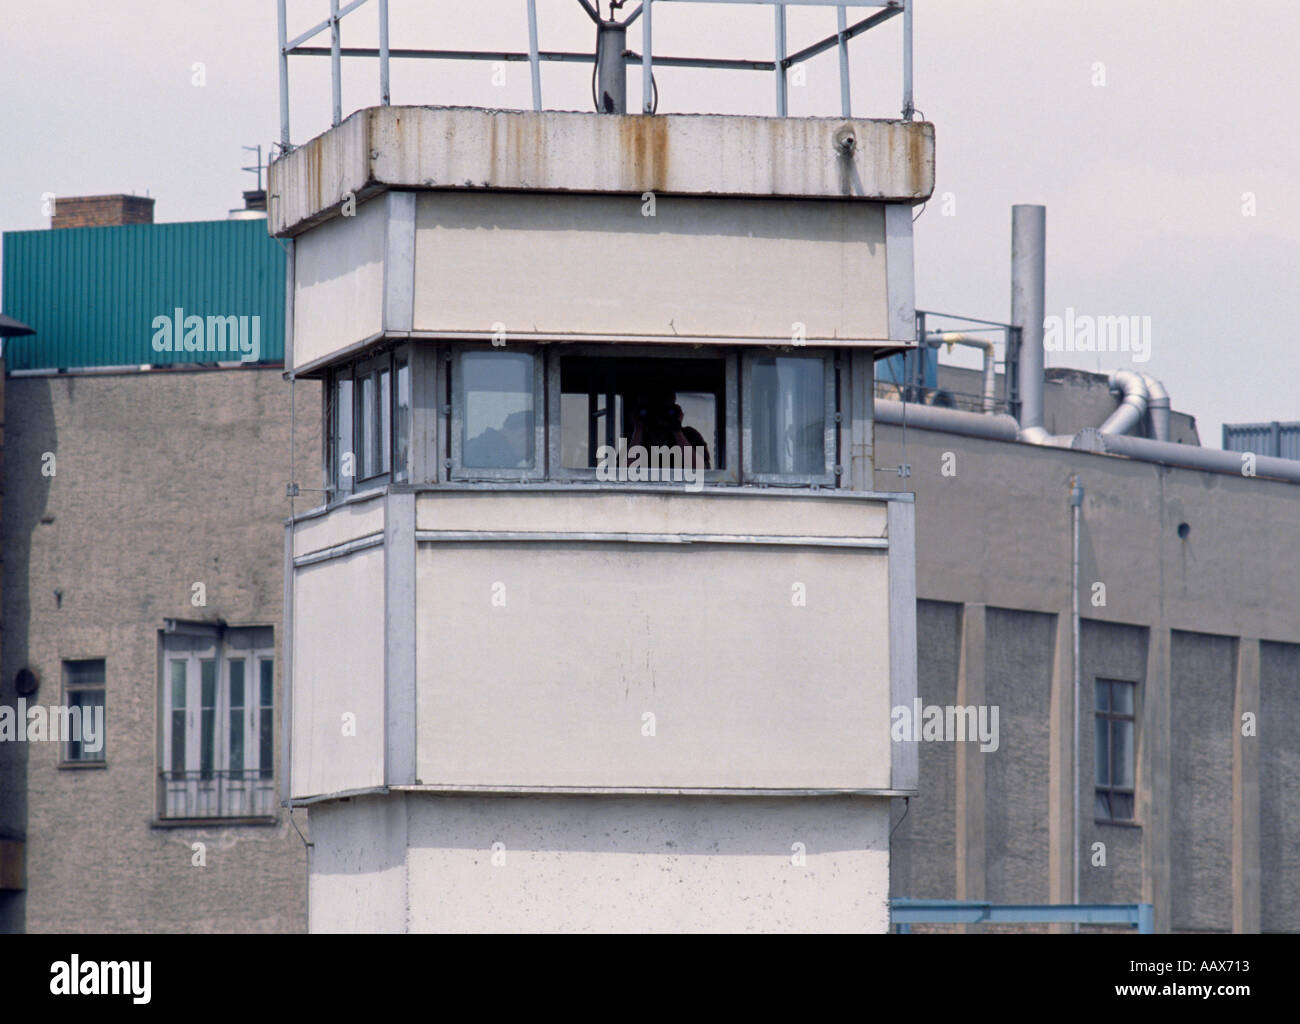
[1011,205,1047,431]
[329,0,342,126]
[277,0,291,148]
[775,4,788,117]
[902,0,913,118]
[836,6,851,117]
[912,311,926,400]
[379,0,391,105]
[526,0,542,111]
[642,1,653,113]
[1070,474,1084,923]
[597,22,628,112]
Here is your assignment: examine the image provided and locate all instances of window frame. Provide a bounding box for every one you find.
[741,348,839,487]
[546,344,740,486]
[158,625,276,822]
[1094,677,1138,824]
[59,658,107,767]
[449,343,547,482]
[352,350,394,486]
[326,364,355,499]
[326,345,413,500]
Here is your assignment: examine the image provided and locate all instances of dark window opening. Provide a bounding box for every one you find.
[559,355,724,472]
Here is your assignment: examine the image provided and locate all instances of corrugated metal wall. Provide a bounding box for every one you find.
[1223,422,1300,461]
[1,219,284,370]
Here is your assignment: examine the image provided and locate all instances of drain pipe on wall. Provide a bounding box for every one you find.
[1069,473,1084,924]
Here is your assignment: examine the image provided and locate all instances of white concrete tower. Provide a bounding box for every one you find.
[272,1,932,932]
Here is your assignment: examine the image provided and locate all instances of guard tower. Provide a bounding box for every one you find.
[273,0,931,932]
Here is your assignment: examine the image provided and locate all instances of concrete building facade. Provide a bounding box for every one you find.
[878,273,1300,933]
[0,205,318,933]
[274,105,930,932]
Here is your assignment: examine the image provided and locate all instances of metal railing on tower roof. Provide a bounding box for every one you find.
[275,0,915,151]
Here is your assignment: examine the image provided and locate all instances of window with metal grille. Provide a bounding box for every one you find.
[159,625,275,820]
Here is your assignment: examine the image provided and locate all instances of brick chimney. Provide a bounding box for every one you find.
[51,194,155,229]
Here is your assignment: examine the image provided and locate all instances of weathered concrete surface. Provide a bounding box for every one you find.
[269,106,935,237]
[289,489,901,798]
[309,792,890,932]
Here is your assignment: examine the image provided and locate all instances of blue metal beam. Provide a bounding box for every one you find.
[891,899,1155,933]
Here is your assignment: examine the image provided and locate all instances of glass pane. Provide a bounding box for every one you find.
[1094,791,1110,819]
[561,391,592,468]
[170,660,187,709]
[750,356,825,476]
[462,351,534,469]
[393,356,411,481]
[676,391,717,469]
[1095,718,1110,786]
[1112,792,1134,820]
[65,688,105,762]
[333,372,354,489]
[379,365,392,474]
[358,370,378,478]
[1113,682,1134,715]
[64,659,105,687]
[1095,679,1109,711]
[229,709,244,774]
[200,660,216,708]
[1113,720,1135,788]
[260,659,273,708]
[229,660,245,709]
[260,708,274,778]
[200,660,216,777]
[171,711,186,773]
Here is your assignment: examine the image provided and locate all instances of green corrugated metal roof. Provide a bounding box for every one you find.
[1,219,285,370]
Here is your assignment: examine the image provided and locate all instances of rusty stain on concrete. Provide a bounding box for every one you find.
[618,115,669,192]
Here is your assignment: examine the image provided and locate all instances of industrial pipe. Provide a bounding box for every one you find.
[1098,432,1300,484]
[1099,370,1149,436]
[1140,373,1171,442]
[1011,205,1046,433]
[874,399,1020,441]
[926,332,997,413]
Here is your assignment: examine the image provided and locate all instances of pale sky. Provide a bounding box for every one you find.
[2,0,1296,444]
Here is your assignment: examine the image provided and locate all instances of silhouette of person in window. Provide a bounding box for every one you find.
[672,403,711,470]
[627,390,711,471]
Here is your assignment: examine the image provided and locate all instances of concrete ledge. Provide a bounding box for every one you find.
[269,105,935,236]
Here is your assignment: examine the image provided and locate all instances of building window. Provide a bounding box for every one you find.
[549,350,738,483]
[324,343,848,490]
[328,366,354,497]
[326,347,411,498]
[743,352,836,485]
[354,352,392,482]
[61,659,106,765]
[451,348,545,480]
[160,626,275,820]
[1095,678,1136,822]
[393,351,411,483]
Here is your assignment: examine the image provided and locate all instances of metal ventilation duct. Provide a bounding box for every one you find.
[1099,370,1149,435]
